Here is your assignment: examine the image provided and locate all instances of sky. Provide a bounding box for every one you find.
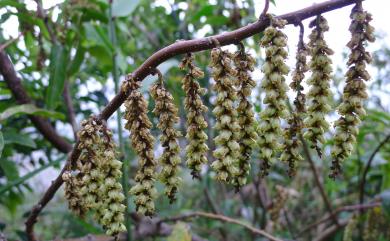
[1,0,389,191]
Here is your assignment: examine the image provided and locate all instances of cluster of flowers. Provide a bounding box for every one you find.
[64,2,375,222]
[63,118,126,235]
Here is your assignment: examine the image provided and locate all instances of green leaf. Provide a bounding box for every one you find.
[45,44,68,110]
[0,159,19,181]
[0,0,25,8]
[112,0,140,17]
[0,131,3,158]
[0,156,64,194]
[192,5,214,22]
[68,45,86,77]
[3,131,36,148]
[0,104,65,122]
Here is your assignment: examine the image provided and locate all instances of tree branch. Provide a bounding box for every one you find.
[359,134,390,204]
[0,51,72,153]
[22,0,361,239]
[160,211,283,241]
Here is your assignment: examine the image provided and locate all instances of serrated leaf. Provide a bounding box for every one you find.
[0,104,65,122]
[112,0,140,17]
[45,44,68,110]
[3,131,36,148]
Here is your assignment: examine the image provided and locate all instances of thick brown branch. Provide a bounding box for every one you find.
[160,211,283,241]
[23,0,361,239]
[0,51,72,153]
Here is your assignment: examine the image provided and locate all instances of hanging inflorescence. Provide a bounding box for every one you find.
[179,53,209,179]
[330,3,375,178]
[232,43,258,189]
[150,74,182,203]
[210,47,241,183]
[123,78,157,216]
[258,15,289,177]
[66,4,375,220]
[63,118,126,236]
[281,24,309,177]
[303,15,333,157]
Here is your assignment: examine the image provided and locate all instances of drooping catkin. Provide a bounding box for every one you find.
[97,126,126,235]
[63,118,126,236]
[210,47,240,182]
[330,4,375,178]
[123,78,157,216]
[280,31,309,177]
[232,44,258,189]
[258,16,289,177]
[77,119,104,212]
[150,78,182,203]
[179,54,209,179]
[62,170,86,217]
[303,15,333,157]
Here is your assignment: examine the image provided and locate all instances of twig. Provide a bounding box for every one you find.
[300,135,340,226]
[259,0,270,19]
[0,32,24,52]
[160,211,284,241]
[297,201,381,237]
[359,134,390,204]
[20,0,362,239]
[312,219,349,241]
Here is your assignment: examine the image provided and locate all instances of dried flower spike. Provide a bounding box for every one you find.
[179,53,209,179]
[330,4,375,178]
[123,78,157,216]
[303,15,333,157]
[280,25,309,177]
[150,75,182,203]
[232,44,258,189]
[258,16,289,177]
[210,47,240,182]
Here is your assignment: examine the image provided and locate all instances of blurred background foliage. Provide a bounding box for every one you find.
[0,0,389,241]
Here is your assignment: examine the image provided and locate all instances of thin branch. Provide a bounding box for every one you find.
[300,135,340,226]
[297,201,381,237]
[359,134,390,204]
[160,211,284,241]
[259,0,270,19]
[0,32,24,52]
[23,0,361,239]
[0,51,72,153]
